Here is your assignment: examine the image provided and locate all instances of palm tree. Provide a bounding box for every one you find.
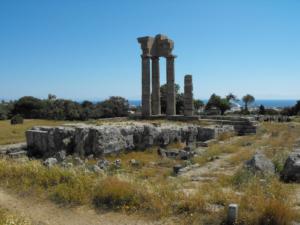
[242,94,255,111]
[226,93,238,102]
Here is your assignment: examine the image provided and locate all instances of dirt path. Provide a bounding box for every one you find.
[179,151,240,182]
[0,188,169,225]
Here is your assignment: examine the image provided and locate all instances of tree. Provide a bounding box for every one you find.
[205,94,230,115]
[0,101,14,120]
[81,100,93,108]
[101,96,129,117]
[258,104,266,115]
[160,84,181,114]
[242,94,255,111]
[48,94,57,101]
[176,93,184,114]
[13,96,44,118]
[193,99,204,112]
[226,93,238,102]
[293,100,300,115]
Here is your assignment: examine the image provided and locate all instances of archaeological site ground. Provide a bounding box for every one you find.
[0,34,299,225]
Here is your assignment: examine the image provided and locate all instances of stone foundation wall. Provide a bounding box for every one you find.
[26,123,234,158]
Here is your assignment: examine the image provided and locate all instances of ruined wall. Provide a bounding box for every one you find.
[26,123,234,158]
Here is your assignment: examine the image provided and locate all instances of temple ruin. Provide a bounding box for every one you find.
[138,34,177,117]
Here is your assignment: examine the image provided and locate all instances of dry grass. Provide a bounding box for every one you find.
[0,119,68,145]
[0,159,96,205]
[292,116,300,123]
[227,149,255,166]
[0,207,31,225]
[237,177,296,225]
[193,143,240,166]
[217,131,235,141]
[93,176,146,210]
[0,121,300,224]
[0,158,176,217]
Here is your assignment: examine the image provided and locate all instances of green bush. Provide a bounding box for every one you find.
[10,114,24,125]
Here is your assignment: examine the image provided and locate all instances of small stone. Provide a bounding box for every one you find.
[173,164,183,174]
[178,150,193,160]
[157,147,167,157]
[43,158,58,168]
[87,154,94,160]
[115,159,122,168]
[196,142,208,148]
[129,159,140,167]
[97,159,110,170]
[165,149,179,158]
[91,165,104,174]
[8,150,27,158]
[184,146,193,151]
[54,150,66,162]
[73,157,84,166]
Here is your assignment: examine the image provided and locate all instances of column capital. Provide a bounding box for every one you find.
[141,54,151,59]
[151,56,160,60]
[166,54,177,59]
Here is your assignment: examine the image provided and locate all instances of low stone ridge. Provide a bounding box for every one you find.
[199,116,257,135]
[26,123,234,158]
[281,149,300,182]
[0,143,28,158]
[255,115,291,123]
[158,147,195,160]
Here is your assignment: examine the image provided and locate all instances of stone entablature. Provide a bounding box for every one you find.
[137,34,174,58]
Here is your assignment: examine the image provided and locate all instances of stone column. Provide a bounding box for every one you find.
[141,55,151,117]
[151,56,161,115]
[184,75,194,116]
[166,55,176,116]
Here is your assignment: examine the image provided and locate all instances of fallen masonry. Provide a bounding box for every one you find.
[281,148,300,182]
[26,123,234,158]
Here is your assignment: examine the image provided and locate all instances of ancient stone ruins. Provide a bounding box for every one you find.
[137,34,194,117]
[25,123,234,158]
[0,34,255,162]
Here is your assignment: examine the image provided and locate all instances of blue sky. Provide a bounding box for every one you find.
[0,0,299,101]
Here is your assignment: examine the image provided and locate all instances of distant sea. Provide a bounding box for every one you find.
[129,99,298,108]
[1,98,297,108]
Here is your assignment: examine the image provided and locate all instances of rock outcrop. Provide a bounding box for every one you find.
[245,152,275,175]
[281,149,300,182]
[26,123,234,158]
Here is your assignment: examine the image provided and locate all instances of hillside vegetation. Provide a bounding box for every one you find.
[0,120,300,224]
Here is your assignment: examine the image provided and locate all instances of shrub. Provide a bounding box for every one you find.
[10,114,24,125]
[93,177,145,210]
[231,168,255,188]
[258,199,295,225]
[175,191,207,214]
[237,176,296,225]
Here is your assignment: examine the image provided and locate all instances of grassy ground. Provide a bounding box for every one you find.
[0,207,31,225]
[0,119,67,145]
[0,119,300,224]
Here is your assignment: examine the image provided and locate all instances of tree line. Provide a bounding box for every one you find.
[0,95,130,120]
[0,85,299,121]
